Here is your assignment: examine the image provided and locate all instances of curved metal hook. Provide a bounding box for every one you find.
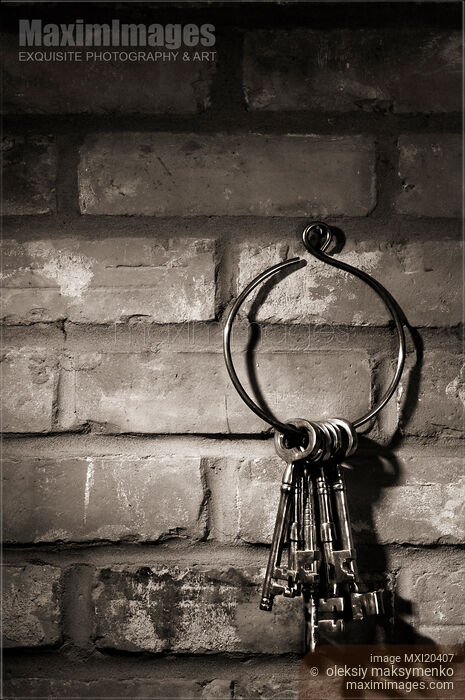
[223,257,305,437]
[223,222,406,435]
[302,223,406,428]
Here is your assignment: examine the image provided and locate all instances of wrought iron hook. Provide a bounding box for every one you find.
[223,222,406,436]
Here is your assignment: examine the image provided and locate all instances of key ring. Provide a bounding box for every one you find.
[223,222,406,436]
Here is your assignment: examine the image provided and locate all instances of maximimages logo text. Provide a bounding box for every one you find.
[18,19,217,62]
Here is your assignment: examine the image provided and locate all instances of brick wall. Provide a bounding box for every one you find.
[2,2,463,698]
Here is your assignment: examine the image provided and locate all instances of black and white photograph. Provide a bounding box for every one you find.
[1,1,464,698]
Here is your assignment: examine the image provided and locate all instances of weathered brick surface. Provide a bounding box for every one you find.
[3,678,232,699]
[414,571,465,626]
[62,565,95,650]
[238,457,283,544]
[396,135,462,217]
[244,30,461,113]
[3,3,464,667]
[2,456,205,543]
[416,626,465,645]
[400,351,464,437]
[237,239,462,326]
[235,664,370,700]
[206,458,240,542]
[2,136,56,215]
[2,565,62,648]
[234,678,298,700]
[7,447,460,549]
[394,549,465,634]
[349,449,465,546]
[93,565,302,654]
[1,349,58,433]
[1,237,216,324]
[79,133,376,216]
[3,35,215,114]
[68,350,371,434]
[237,448,465,546]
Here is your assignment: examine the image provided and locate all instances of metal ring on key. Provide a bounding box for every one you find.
[274,419,318,463]
[306,423,326,463]
[313,421,334,461]
[328,418,358,457]
[223,221,406,436]
[320,420,343,459]
[325,421,347,460]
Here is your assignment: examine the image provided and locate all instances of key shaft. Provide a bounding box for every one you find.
[260,462,295,611]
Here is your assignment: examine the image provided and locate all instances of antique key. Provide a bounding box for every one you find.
[315,419,357,638]
[300,465,322,650]
[319,419,384,637]
[295,465,320,589]
[260,419,320,611]
[324,419,358,588]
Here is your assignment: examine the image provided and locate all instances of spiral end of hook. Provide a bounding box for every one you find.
[302,222,333,254]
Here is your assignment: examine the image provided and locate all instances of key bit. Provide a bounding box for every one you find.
[259,596,273,611]
[351,590,385,621]
[318,596,345,615]
[318,619,345,635]
[317,597,345,636]
[331,549,357,584]
[303,589,318,653]
[272,564,299,598]
[296,554,320,587]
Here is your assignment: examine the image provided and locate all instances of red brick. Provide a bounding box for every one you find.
[243,30,461,113]
[396,135,462,217]
[237,239,462,327]
[3,35,215,115]
[399,350,464,437]
[1,349,58,433]
[2,565,62,647]
[2,136,56,215]
[1,237,216,324]
[93,565,302,654]
[3,678,231,699]
[79,133,376,216]
[2,456,205,543]
[67,349,371,434]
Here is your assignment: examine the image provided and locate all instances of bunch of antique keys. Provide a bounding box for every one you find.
[260,417,384,651]
[223,221,406,652]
